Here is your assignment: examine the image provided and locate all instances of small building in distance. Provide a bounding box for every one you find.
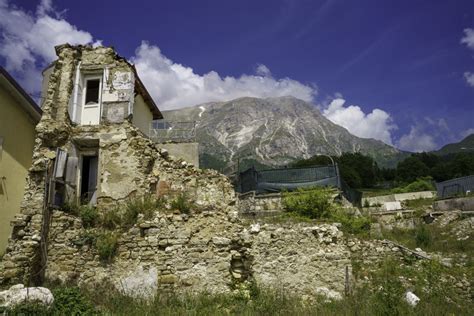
[0,66,42,252]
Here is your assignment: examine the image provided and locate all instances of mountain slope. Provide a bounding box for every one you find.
[434,134,474,155]
[162,96,408,169]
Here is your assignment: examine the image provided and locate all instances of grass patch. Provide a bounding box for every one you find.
[100,207,122,230]
[331,210,372,236]
[362,178,435,198]
[79,205,99,228]
[124,194,165,226]
[282,187,372,236]
[381,224,474,254]
[392,177,435,194]
[8,260,473,316]
[170,193,192,214]
[95,231,119,263]
[282,187,336,219]
[404,197,434,210]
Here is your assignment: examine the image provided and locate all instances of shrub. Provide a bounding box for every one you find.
[72,230,97,247]
[404,177,435,192]
[95,231,119,262]
[79,205,99,228]
[100,207,122,230]
[282,187,335,219]
[392,177,435,194]
[60,201,80,216]
[415,225,432,248]
[331,210,372,236]
[51,287,95,315]
[170,193,192,214]
[4,303,49,315]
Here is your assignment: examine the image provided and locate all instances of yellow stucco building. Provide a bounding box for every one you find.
[0,67,42,252]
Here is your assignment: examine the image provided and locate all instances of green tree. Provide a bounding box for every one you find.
[396,155,429,183]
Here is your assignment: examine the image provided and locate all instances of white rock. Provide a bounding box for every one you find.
[212,236,231,246]
[315,287,342,301]
[0,284,54,308]
[405,291,420,306]
[250,223,261,234]
[118,266,158,300]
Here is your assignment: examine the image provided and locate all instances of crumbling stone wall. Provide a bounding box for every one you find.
[40,212,353,298]
[44,196,241,296]
[0,44,236,285]
[238,192,282,214]
[36,212,411,299]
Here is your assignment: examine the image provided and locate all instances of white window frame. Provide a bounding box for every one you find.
[78,74,103,126]
[82,75,102,108]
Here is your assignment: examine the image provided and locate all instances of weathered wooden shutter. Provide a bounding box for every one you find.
[65,157,78,184]
[54,149,67,179]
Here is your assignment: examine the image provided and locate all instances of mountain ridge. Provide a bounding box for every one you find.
[162,96,409,169]
[433,134,474,156]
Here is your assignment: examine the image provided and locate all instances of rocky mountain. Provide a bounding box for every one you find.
[162,96,408,170]
[434,134,474,156]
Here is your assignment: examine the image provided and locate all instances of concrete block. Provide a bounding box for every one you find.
[383,201,402,211]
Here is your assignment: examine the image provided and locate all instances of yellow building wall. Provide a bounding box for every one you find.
[132,94,153,136]
[0,85,37,252]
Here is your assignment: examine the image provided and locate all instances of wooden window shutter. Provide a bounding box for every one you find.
[65,157,78,184]
[54,149,68,179]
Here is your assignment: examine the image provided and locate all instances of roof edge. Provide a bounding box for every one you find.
[0,66,42,122]
[132,65,163,120]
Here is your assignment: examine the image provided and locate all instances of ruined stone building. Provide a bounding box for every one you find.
[0,67,42,252]
[0,44,246,291]
[37,45,163,208]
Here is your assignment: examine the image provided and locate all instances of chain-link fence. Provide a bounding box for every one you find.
[149,120,196,143]
[436,175,474,199]
[237,164,362,205]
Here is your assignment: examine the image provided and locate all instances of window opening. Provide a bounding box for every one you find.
[85,79,100,104]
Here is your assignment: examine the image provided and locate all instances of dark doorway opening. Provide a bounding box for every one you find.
[80,155,98,204]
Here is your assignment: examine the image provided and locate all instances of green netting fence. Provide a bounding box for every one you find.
[238,164,361,205]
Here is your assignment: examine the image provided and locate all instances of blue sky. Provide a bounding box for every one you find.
[1,0,473,152]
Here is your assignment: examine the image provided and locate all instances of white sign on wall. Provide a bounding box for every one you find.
[113,72,133,90]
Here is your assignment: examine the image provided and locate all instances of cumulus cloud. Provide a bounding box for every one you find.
[131,42,316,110]
[322,98,396,145]
[397,126,438,152]
[461,28,474,87]
[461,28,474,50]
[0,0,98,93]
[397,118,453,152]
[464,72,474,87]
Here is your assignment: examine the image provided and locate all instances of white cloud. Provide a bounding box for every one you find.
[464,72,474,87]
[397,118,454,152]
[461,28,474,50]
[397,126,438,152]
[460,128,474,139]
[322,98,396,145]
[255,64,271,77]
[131,42,317,110]
[0,0,98,93]
[461,28,474,88]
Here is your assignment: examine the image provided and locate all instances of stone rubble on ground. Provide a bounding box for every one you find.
[0,284,54,308]
[405,291,420,306]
